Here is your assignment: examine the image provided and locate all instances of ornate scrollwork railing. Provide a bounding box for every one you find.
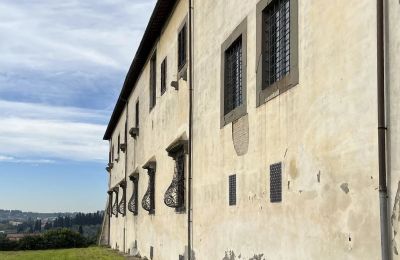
[164,151,185,209]
[112,187,119,217]
[107,191,113,216]
[142,163,156,214]
[117,181,126,216]
[128,175,139,215]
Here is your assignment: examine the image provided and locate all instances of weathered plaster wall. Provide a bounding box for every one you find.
[387,0,400,258]
[108,0,190,259]
[192,0,381,259]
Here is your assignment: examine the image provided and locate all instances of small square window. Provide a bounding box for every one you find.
[229,174,236,206]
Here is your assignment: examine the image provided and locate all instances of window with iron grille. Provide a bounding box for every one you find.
[178,24,187,72]
[229,174,236,206]
[164,146,185,212]
[270,162,282,203]
[117,181,126,216]
[149,53,157,110]
[224,37,243,115]
[128,175,139,215]
[256,0,298,106]
[220,18,247,127]
[263,0,290,88]
[161,58,167,95]
[135,100,139,128]
[142,163,156,214]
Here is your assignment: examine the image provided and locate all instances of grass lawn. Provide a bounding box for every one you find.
[0,246,125,260]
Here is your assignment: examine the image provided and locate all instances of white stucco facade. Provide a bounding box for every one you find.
[102,0,400,259]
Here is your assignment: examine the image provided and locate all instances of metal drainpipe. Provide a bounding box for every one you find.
[188,0,194,259]
[124,100,128,254]
[377,0,390,259]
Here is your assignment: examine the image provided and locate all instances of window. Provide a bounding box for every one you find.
[220,18,247,127]
[164,143,186,212]
[112,187,119,217]
[128,174,139,215]
[270,162,282,203]
[107,190,113,216]
[224,37,243,115]
[142,162,156,214]
[178,23,187,72]
[229,174,236,206]
[117,134,120,158]
[256,0,298,106]
[161,58,167,95]
[135,100,139,128]
[149,53,157,110]
[117,181,126,216]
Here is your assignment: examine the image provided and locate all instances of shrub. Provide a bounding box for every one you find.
[0,229,89,251]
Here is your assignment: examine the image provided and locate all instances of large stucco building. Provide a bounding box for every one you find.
[100,0,400,259]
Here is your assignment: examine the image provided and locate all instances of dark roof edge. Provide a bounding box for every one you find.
[103,0,178,140]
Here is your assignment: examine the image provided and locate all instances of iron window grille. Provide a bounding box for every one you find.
[128,175,139,215]
[117,181,126,216]
[270,162,282,202]
[161,58,167,95]
[117,134,120,158]
[142,163,156,214]
[178,24,187,72]
[164,147,185,211]
[229,174,236,206]
[262,0,290,89]
[224,36,243,115]
[112,187,119,217]
[150,53,157,110]
[107,191,113,216]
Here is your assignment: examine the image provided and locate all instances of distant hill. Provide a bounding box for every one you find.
[0,209,103,222]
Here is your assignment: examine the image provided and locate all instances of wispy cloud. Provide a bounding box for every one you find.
[0,101,108,163]
[0,0,156,109]
[0,155,54,164]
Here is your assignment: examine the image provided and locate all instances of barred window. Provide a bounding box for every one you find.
[117,135,120,158]
[263,0,290,88]
[224,37,243,115]
[178,24,187,71]
[112,187,119,217]
[117,181,126,216]
[142,163,156,214]
[229,174,236,206]
[220,19,247,127]
[128,174,139,215]
[164,146,185,212]
[161,58,167,95]
[150,53,157,110]
[256,0,298,106]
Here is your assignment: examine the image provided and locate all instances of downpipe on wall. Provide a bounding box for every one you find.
[377,0,390,259]
[187,0,194,259]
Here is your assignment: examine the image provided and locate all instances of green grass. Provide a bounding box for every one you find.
[0,246,125,260]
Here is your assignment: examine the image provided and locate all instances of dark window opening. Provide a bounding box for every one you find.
[117,181,126,216]
[150,53,157,110]
[270,162,282,203]
[164,147,185,212]
[142,164,156,214]
[262,0,290,89]
[117,134,120,158]
[178,24,187,71]
[224,36,243,115]
[112,188,119,217]
[229,174,236,206]
[135,100,139,128]
[161,58,167,95]
[128,175,139,215]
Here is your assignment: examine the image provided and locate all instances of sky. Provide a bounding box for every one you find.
[0,0,156,213]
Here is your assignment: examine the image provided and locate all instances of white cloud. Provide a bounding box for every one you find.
[0,101,108,162]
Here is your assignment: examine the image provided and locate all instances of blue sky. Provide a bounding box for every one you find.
[0,0,156,212]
